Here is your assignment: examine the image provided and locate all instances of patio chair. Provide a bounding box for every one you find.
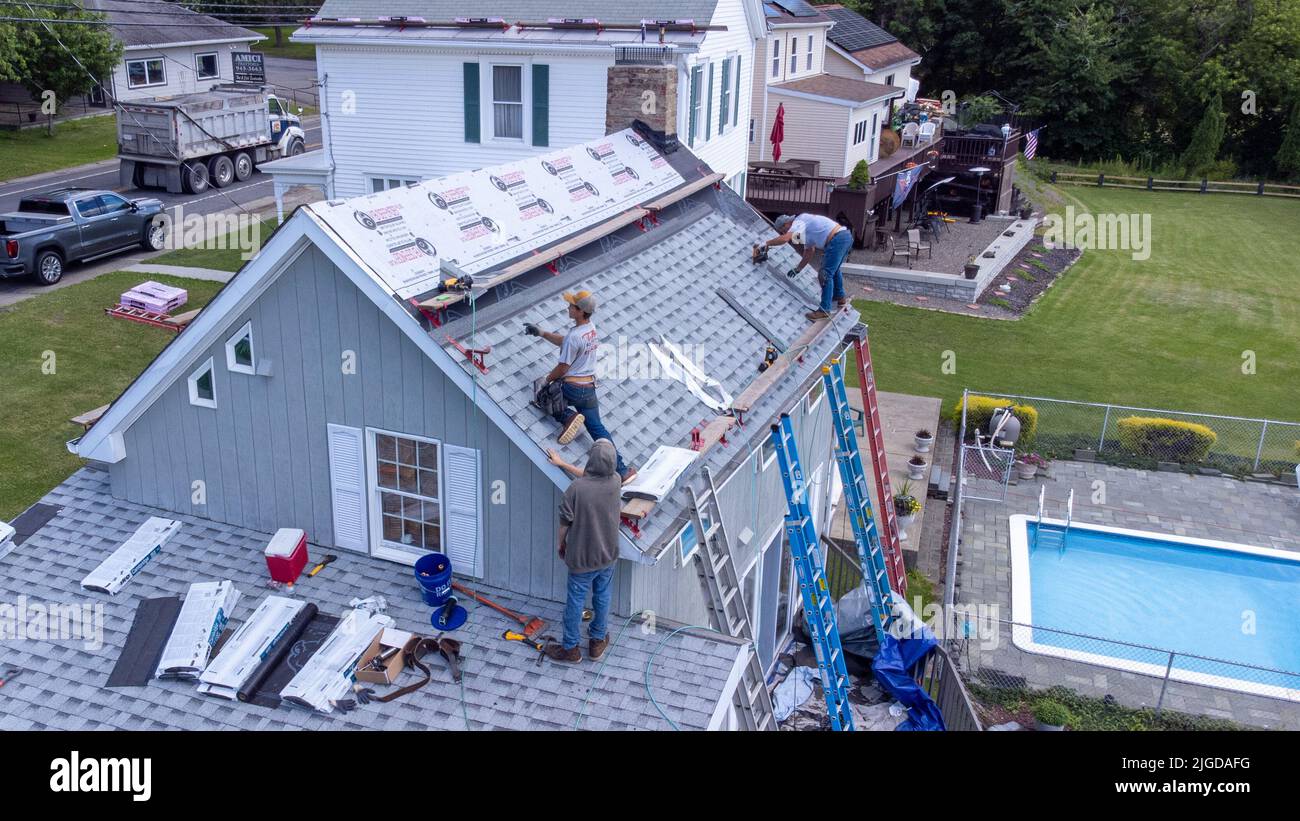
[888,235,912,268]
[918,122,937,144]
[907,228,932,260]
[900,122,919,148]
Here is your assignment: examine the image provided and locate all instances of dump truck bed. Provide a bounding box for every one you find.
[116,87,272,165]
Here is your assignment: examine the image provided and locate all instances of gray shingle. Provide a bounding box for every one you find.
[0,469,743,731]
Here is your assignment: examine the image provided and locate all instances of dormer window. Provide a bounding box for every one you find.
[225,321,255,375]
[188,357,217,408]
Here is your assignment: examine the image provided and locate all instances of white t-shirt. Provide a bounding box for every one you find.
[559,321,599,378]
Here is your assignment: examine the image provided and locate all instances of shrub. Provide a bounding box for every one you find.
[1115,416,1217,463]
[1033,699,1072,727]
[848,159,871,190]
[951,395,1039,445]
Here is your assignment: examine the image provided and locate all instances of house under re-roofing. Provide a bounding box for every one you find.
[52,124,861,729]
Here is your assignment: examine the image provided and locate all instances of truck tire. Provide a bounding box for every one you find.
[289,138,306,156]
[182,161,209,194]
[34,249,64,286]
[209,155,235,188]
[233,151,254,181]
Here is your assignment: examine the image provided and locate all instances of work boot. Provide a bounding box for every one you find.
[806,309,831,321]
[835,297,850,308]
[544,642,581,663]
[557,412,585,445]
[589,634,611,661]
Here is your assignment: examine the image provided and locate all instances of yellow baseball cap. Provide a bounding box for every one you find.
[562,290,598,314]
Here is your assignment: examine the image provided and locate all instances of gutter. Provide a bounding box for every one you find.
[124,37,262,51]
[292,33,701,56]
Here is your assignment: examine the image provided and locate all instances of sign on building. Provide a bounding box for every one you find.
[231,51,266,84]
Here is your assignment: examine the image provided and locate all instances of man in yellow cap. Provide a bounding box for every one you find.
[526,290,635,483]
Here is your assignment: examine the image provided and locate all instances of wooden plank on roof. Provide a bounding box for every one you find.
[643,171,725,211]
[731,316,830,413]
[620,498,656,520]
[163,308,201,328]
[70,404,110,430]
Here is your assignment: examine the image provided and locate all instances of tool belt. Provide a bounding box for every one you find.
[532,376,567,417]
[371,636,461,703]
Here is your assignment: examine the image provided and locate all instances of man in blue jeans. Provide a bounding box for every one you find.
[526,289,636,483]
[759,213,853,321]
[544,439,621,663]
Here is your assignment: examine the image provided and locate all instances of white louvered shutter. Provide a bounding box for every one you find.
[327,424,368,553]
[442,444,482,578]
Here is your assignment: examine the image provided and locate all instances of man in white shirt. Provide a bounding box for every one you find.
[757,213,853,321]
[526,290,635,483]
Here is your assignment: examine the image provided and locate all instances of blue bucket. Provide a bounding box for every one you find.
[414,552,454,606]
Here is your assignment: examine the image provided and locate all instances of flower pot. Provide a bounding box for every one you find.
[964,263,979,279]
[907,460,926,480]
[1020,206,1034,219]
[913,432,934,453]
[1015,462,1038,480]
[896,512,917,541]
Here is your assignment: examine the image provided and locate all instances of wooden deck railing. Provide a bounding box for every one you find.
[938,134,1020,166]
[746,173,839,208]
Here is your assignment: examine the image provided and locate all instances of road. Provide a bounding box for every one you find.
[0,117,322,305]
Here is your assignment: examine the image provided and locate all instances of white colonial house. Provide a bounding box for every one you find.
[747,1,917,178]
[264,0,765,214]
[87,0,263,103]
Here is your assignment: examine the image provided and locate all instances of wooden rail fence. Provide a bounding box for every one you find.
[1051,170,1300,199]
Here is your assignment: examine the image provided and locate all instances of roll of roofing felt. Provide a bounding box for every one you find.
[237,602,318,704]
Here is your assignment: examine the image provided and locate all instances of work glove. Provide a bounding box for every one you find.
[524,323,541,337]
[786,268,801,279]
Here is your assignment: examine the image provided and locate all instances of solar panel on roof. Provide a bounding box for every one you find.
[770,0,819,17]
[824,6,898,51]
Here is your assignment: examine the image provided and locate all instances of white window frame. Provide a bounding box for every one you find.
[368,175,420,193]
[125,57,166,89]
[789,36,798,74]
[687,63,705,146]
[770,38,781,78]
[760,437,778,471]
[187,357,217,409]
[853,119,868,145]
[195,51,219,80]
[365,427,445,565]
[806,34,814,71]
[224,320,255,375]
[804,379,825,413]
[488,62,526,142]
[869,111,879,159]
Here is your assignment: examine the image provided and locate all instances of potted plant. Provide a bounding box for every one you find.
[894,481,922,541]
[1020,202,1034,219]
[1015,452,1047,480]
[913,428,934,453]
[1033,700,1071,732]
[907,455,927,480]
[847,159,872,190]
[964,256,980,279]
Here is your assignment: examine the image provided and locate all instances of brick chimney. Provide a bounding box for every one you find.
[605,59,677,139]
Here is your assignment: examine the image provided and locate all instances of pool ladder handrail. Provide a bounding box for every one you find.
[1034,485,1045,549]
[1060,489,1074,554]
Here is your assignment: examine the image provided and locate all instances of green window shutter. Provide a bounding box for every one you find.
[719,59,730,134]
[463,62,480,143]
[705,62,714,141]
[531,64,549,147]
[733,55,741,127]
[688,67,701,146]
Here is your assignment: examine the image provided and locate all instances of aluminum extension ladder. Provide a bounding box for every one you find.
[769,414,855,732]
[850,327,908,594]
[688,466,777,731]
[824,358,897,645]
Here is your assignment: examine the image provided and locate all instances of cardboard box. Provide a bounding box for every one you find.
[355,628,415,685]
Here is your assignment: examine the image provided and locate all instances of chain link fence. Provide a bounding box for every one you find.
[963,392,1300,480]
[948,616,1300,726]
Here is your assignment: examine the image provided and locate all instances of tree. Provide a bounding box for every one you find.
[0,22,24,83]
[1180,94,1226,177]
[18,8,123,134]
[1277,98,1300,180]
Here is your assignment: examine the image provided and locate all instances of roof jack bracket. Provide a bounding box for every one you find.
[620,515,643,539]
[445,334,491,374]
[409,297,444,329]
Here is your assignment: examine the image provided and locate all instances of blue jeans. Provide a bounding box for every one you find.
[551,381,628,476]
[818,229,852,311]
[563,564,615,650]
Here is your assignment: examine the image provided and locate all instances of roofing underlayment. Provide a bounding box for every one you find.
[0,469,747,731]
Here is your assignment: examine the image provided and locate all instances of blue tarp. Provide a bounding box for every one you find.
[870,599,946,731]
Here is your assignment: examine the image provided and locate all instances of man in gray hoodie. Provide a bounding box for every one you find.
[544,439,622,663]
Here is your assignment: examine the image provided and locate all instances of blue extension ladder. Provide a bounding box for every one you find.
[823,358,897,645]
[769,414,855,732]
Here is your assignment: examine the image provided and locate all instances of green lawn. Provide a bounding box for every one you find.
[855,186,1300,422]
[150,227,259,273]
[0,114,118,182]
[251,26,316,61]
[0,272,221,520]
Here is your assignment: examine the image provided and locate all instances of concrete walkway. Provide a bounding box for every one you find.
[125,263,237,282]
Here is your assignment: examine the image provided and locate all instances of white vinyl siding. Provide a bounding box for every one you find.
[328,424,368,553]
[443,443,483,578]
[681,0,752,181]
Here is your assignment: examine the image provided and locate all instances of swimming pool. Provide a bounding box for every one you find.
[1009,515,1300,702]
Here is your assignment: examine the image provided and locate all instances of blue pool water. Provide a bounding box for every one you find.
[1024,522,1300,690]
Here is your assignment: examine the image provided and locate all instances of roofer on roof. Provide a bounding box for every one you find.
[756,213,852,322]
[544,438,621,664]
[526,290,636,484]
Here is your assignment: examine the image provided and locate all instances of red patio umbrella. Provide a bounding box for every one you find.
[770,102,785,163]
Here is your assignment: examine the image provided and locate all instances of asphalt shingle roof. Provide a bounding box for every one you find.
[0,469,744,731]
[314,0,722,24]
[84,0,263,49]
[774,74,902,104]
[817,4,920,70]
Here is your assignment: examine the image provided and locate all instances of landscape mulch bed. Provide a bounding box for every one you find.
[977,241,1082,316]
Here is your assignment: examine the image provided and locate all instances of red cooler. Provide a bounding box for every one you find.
[264,528,309,584]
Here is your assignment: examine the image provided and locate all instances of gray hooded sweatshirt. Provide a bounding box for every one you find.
[557,439,622,573]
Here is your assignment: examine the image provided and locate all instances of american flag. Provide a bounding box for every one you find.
[1023,128,1041,160]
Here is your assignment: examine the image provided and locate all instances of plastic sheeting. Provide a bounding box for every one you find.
[772,666,817,722]
[871,596,946,731]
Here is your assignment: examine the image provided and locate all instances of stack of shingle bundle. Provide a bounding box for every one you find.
[121,281,188,314]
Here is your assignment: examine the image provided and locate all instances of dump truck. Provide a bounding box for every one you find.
[116,85,306,195]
